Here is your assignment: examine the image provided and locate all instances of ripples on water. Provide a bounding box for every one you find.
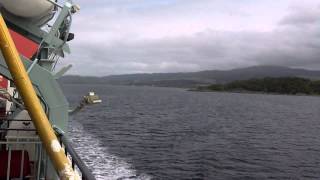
[62,84,320,180]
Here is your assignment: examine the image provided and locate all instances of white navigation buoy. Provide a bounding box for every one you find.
[0,0,54,18]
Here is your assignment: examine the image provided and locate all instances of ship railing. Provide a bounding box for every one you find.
[0,117,46,180]
[55,129,96,180]
[0,117,96,180]
[0,136,44,180]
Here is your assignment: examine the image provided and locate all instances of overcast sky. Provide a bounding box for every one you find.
[62,0,320,76]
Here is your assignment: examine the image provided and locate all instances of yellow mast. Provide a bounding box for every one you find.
[0,15,77,180]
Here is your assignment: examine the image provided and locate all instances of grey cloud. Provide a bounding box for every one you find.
[279,5,320,25]
[63,2,320,76]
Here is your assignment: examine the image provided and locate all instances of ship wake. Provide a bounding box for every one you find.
[68,120,152,180]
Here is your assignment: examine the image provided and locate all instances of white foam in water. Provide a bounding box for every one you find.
[68,120,152,180]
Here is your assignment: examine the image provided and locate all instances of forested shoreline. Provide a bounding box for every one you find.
[196,77,320,95]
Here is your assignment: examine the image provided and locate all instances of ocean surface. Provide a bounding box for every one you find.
[61,84,320,180]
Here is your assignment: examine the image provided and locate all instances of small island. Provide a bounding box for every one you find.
[195,77,320,95]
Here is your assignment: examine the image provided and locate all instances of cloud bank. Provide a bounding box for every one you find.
[62,0,320,76]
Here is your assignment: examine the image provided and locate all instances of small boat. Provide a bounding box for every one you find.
[0,0,98,179]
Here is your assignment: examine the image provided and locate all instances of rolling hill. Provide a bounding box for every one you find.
[59,66,320,88]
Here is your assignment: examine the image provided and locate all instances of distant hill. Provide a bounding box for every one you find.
[59,66,320,88]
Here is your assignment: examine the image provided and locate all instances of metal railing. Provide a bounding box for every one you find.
[0,115,42,179]
[0,137,43,180]
[55,129,96,180]
[0,115,96,180]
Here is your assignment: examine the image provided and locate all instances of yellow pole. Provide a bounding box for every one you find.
[0,15,76,180]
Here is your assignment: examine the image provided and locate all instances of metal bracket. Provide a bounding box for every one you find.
[44,4,71,48]
[54,64,72,79]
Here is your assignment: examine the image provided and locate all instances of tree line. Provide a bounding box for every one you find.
[197,77,320,95]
